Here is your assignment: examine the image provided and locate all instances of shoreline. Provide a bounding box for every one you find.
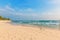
[0,20,60,40]
[0,20,11,22]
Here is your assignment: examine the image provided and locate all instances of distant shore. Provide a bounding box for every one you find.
[0,20,60,40]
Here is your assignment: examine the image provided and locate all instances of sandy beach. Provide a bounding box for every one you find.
[0,21,60,40]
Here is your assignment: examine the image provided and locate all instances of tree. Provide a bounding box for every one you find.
[0,16,10,20]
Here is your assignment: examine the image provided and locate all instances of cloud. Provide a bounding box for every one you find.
[40,0,60,20]
[0,5,14,13]
[0,5,16,18]
[40,8,60,20]
[25,8,34,12]
[0,5,36,20]
[47,0,60,5]
[0,4,60,20]
[5,5,15,12]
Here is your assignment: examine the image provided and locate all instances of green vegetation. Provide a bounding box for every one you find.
[0,16,10,20]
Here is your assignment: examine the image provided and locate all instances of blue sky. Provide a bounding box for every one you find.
[0,0,60,20]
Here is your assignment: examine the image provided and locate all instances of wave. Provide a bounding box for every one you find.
[10,20,60,28]
[11,20,60,26]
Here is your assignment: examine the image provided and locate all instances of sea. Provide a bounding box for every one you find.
[11,20,60,29]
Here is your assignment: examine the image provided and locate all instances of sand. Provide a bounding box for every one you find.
[0,20,60,40]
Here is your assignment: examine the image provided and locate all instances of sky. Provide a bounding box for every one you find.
[0,0,60,20]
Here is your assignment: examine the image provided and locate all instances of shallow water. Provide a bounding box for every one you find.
[11,20,60,29]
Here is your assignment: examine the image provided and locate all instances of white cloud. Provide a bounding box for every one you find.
[41,0,60,20]
[5,5,15,12]
[48,0,60,5]
[26,8,34,12]
[0,5,35,19]
[0,8,6,11]
[40,8,60,20]
[0,5,16,16]
[0,5,60,20]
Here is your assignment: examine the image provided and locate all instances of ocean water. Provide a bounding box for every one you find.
[11,20,60,29]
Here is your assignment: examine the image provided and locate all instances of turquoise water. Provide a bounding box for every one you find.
[11,20,60,28]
